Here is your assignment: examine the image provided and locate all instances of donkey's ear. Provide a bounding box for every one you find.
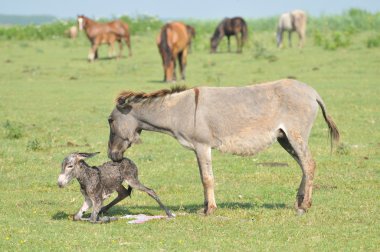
[77,152,100,160]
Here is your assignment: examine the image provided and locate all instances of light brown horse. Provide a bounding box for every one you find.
[277,10,307,48]
[156,22,191,82]
[77,15,132,61]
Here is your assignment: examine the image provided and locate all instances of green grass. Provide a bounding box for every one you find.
[0,29,379,251]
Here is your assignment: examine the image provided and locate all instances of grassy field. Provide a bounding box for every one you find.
[0,27,379,251]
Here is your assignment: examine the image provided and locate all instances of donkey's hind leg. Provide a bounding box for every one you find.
[277,130,316,215]
[126,179,174,218]
[99,185,132,214]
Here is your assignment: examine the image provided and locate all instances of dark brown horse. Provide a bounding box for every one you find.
[210,17,248,53]
[77,15,132,61]
[156,22,191,82]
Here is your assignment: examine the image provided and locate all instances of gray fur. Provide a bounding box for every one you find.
[58,152,174,223]
[108,79,339,215]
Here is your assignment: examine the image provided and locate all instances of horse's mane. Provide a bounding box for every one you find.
[116,85,188,105]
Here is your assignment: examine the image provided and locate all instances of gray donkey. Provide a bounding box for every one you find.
[57,152,174,223]
[108,79,339,216]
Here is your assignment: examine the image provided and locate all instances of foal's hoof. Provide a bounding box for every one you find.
[296,208,306,216]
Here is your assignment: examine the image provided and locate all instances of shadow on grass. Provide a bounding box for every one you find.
[52,201,289,220]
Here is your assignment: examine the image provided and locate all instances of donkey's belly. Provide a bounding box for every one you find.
[216,129,279,156]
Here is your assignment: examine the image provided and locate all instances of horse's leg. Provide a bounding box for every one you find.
[172,56,177,81]
[195,144,217,215]
[236,34,241,53]
[108,41,115,58]
[288,31,292,47]
[278,131,316,215]
[118,40,123,59]
[227,36,231,52]
[125,34,132,57]
[178,49,188,80]
[88,42,98,62]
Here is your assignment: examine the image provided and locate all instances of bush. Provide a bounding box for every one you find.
[3,120,23,139]
[313,30,351,50]
[367,33,380,48]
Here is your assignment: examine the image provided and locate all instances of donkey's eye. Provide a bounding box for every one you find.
[108,118,114,124]
[67,165,74,169]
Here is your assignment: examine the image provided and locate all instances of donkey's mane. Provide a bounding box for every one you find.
[116,85,188,105]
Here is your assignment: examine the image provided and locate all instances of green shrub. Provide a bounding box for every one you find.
[313,31,351,50]
[367,33,380,48]
[26,138,42,151]
[3,120,23,139]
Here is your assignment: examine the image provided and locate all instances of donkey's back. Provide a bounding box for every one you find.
[193,79,336,155]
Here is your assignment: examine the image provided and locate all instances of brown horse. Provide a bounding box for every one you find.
[156,22,191,82]
[210,17,248,53]
[77,15,132,61]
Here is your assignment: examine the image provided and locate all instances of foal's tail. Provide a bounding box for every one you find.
[316,98,340,151]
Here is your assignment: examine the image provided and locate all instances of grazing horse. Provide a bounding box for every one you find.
[210,17,248,53]
[107,79,340,215]
[156,22,191,82]
[277,10,307,48]
[77,15,132,61]
[186,25,196,53]
[64,26,78,39]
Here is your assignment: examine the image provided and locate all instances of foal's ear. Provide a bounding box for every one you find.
[77,152,100,160]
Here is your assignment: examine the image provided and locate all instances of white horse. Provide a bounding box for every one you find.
[277,10,307,48]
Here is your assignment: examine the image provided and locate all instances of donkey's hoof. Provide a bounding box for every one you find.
[297,208,306,216]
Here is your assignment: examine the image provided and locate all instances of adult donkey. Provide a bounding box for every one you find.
[108,79,339,215]
[277,10,307,48]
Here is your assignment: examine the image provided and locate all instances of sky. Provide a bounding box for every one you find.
[2,0,380,19]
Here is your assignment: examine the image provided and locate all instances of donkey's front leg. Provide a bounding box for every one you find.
[195,145,217,215]
[89,198,102,223]
[74,196,92,221]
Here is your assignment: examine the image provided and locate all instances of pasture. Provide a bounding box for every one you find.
[0,18,379,250]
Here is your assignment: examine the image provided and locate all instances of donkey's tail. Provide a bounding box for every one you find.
[160,24,172,67]
[316,98,340,151]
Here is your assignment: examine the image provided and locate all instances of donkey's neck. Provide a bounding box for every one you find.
[133,92,195,138]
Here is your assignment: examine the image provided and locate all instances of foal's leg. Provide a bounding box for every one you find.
[74,196,92,221]
[278,131,316,215]
[99,185,132,214]
[195,144,217,215]
[126,179,174,218]
[88,42,99,62]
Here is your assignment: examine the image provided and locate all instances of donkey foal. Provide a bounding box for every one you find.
[57,152,174,223]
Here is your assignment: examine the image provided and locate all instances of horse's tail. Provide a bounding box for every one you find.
[122,22,132,56]
[241,19,248,43]
[160,24,172,67]
[316,98,340,152]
